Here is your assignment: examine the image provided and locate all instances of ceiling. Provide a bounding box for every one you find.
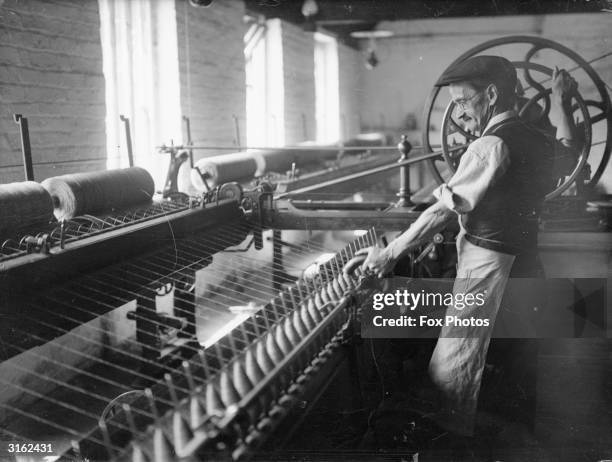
[244,0,608,43]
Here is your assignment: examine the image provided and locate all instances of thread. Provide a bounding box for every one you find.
[41,167,155,220]
[0,181,54,237]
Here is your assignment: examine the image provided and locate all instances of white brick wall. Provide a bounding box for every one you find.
[176,0,247,160]
[0,0,106,182]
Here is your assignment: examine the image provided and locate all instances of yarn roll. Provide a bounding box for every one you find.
[190,152,260,191]
[189,143,364,191]
[41,167,155,220]
[0,181,54,237]
[256,145,339,174]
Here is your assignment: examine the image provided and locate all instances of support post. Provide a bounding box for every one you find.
[272,229,283,293]
[396,134,414,207]
[174,271,196,337]
[131,288,160,362]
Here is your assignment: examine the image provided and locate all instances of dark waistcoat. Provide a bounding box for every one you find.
[462,117,554,255]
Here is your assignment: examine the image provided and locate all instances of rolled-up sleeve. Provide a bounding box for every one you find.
[433,136,510,213]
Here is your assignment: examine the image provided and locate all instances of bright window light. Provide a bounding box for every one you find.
[314,32,340,144]
[245,18,285,148]
[99,0,182,186]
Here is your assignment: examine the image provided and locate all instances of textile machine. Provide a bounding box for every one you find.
[0,125,424,462]
[0,36,610,462]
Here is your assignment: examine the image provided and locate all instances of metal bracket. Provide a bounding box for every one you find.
[13,114,34,181]
[119,115,134,167]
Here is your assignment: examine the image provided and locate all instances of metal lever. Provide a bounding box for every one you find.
[160,144,190,198]
[413,233,444,264]
[119,115,134,167]
[193,166,211,192]
[182,115,194,168]
[13,114,34,181]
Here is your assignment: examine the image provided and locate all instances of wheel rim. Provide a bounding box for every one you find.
[422,35,611,200]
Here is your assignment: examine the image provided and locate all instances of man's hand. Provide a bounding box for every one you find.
[550,66,579,151]
[551,66,577,105]
[357,245,395,278]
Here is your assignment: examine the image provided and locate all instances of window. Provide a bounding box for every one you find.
[99,0,182,186]
[245,18,284,148]
[314,32,340,144]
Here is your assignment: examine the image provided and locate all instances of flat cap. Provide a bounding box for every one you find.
[435,55,517,90]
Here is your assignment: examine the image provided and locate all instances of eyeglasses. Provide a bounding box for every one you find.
[453,92,481,109]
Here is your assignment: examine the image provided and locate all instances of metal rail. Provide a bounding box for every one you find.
[274,148,451,198]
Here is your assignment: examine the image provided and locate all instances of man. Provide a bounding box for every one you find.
[361,55,567,437]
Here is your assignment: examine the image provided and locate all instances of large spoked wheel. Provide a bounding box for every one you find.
[422,35,611,200]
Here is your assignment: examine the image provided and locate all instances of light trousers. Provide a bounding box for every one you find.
[429,231,515,436]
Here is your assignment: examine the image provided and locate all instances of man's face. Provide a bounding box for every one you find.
[449,82,488,136]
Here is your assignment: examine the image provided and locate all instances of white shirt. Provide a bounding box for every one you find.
[433,111,516,214]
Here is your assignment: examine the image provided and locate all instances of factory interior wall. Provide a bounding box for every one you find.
[0,0,367,184]
[8,3,605,193]
[279,22,365,145]
[172,2,367,158]
[175,0,247,161]
[359,12,612,192]
[0,0,106,183]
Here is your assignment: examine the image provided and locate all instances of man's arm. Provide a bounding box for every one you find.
[549,67,582,177]
[362,201,455,277]
[388,201,455,259]
[550,67,579,148]
[361,135,509,277]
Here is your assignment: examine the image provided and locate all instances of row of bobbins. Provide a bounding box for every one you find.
[0,167,156,241]
[104,230,376,462]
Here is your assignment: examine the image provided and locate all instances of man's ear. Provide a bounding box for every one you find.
[485,84,499,106]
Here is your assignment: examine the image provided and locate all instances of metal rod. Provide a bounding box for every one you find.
[272,229,283,293]
[287,200,392,210]
[182,115,194,168]
[275,146,462,198]
[156,144,409,152]
[13,114,34,181]
[119,114,134,167]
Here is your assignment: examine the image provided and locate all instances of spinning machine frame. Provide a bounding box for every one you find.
[1,35,611,462]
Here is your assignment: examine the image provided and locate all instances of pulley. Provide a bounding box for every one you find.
[422,36,611,200]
